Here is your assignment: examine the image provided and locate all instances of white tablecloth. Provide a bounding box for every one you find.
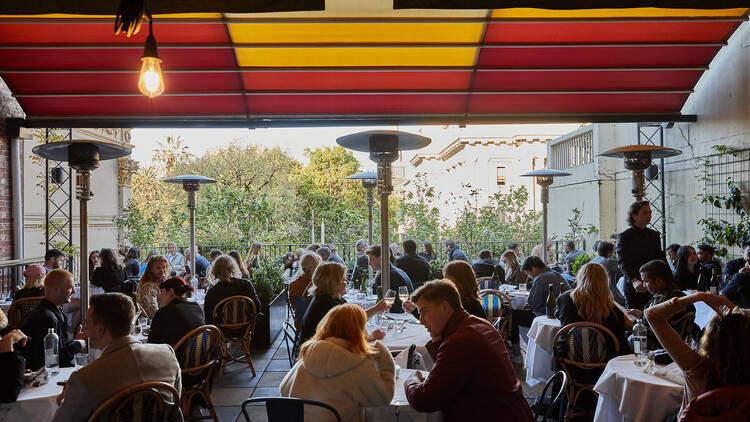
[0,367,76,422]
[525,316,561,386]
[371,314,434,370]
[344,293,377,310]
[498,285,529,310]
[364,369,442,422]
[593,355,684,422]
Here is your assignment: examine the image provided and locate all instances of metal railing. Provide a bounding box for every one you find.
[0,257,44,297]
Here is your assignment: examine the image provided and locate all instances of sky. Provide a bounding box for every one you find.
[130,123,584,169]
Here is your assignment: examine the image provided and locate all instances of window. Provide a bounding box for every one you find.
[496,166,507,186]
[550,130,594,170]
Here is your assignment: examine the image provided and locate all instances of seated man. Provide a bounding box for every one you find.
[351,239,370,286]
[563,240,585,275]
[367,245,414,313]
[52,293,182,422]
[471,249,501,279]
[394,239,431,289]
[19,269,86,370]
[630,260,695,350]
[723,240,750,285]
[722,271,750,308]
[404,280,532,422]
[508,256,570,360]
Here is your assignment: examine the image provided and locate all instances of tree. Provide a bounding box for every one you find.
[152,136,193,175]
[398,172,442,242]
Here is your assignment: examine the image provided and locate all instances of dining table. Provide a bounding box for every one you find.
[0,367,76,422]
[525,316,561,386]
[364,369,443,422]
[593,355,684,422]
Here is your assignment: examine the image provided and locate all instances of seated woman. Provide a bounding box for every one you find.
[645,292,750,416]
[148,276,204,347]
[289,252,321,299]
[204,255,261,331]
[228,250,251,280]
[123,247,141,279]
[298,262,387,348]
[139,249,158,277]
[137,255,171,319]
[555,262,630,354]
[281,304,395,422]
[91,248,127,293]
[442,260,487,319]
[13,264,45,301]
[673,245,701,291]
[501,250,527,286]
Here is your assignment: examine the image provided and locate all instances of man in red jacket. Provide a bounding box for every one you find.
[404,280,533,422]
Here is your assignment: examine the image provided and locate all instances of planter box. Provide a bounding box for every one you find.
[252,289,287,348]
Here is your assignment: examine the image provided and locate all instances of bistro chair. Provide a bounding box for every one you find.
[477,276,499,291]
[552,322,619,422]
[173,325,223,421]
[479,289,512,339]
[211,295,258,380]
[241,397,341,422]
[87,381,180,422]
[7,296,44,328]
[532,371,568,422]
[282,319,298,366]
[291,295,311,330]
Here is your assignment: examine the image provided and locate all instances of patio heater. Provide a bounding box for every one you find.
[599,145,681,201]
[33,139,132,319]
[337,131,430,293]
[162,175,216,283]
[346,171,377,245]
[521,169,571,265]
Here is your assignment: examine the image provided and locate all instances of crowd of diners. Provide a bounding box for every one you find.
[1,199,749,421]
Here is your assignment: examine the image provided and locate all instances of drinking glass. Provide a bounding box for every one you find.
[379,316,390,331]
[74,353,89,367]
[138,317,148,333]
[398,286,409,304]
[394,319,406,334]
[518,283,528,294]
[383,289,396,314]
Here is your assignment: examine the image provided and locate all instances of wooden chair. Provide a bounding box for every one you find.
[87,381,180,422]
[552,322,619,421]
[7,296,44,328]
[532,371,568,422]
[479,289,512,340]
[211,295,258,379]
[174,325,223,422]
[241,397,341,422]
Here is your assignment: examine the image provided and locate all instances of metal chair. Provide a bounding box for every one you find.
[532,371,568,422]
[241,397,341,422]
[282,319,297,367]
[174,325,223,421]
[552,322,619,421]
[87,381,180,422]
[7,296,44,328]
[211,295,258,379]
[479,289,512,340]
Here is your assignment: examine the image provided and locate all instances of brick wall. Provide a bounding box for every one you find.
[0,120,12,260]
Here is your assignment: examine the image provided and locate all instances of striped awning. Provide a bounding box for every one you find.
[0,4,747,127]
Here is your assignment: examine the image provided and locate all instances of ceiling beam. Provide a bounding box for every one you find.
[0,66,711,73]
[0,42,727,49]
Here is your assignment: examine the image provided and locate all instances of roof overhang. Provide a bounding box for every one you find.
[1,2,748,128]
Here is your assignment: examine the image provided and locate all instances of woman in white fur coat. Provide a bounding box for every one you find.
[280,303,395,421]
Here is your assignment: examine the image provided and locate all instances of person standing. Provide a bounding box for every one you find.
[165,242,185,274]
[395,239,432,289]
[404,280,532,422]
[617,201,666,310]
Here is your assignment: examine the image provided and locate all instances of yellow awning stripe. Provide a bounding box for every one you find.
[235,46,478,67]
[490,8,749,18]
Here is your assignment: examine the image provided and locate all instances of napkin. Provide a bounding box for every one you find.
[652,362,685,386]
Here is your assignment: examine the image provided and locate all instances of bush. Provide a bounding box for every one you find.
[429,257,446,281]
[570,253,592,276]
[250,261,286,305]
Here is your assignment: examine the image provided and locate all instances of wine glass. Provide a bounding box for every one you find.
[398,286,409,312]
[383,289,396,314]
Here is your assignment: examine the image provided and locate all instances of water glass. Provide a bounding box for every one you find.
[379,316,390,331]
[394,319,406,334]
[142,325,151,336]
[518,283,528,293]
[138,317,148,330]
[74,353,89,367]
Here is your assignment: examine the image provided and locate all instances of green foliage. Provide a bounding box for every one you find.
[429,257,446,280]
[250,261,286,305]
[696,146,748,257]
[560,207,598,245]
[399,172,442,242]
[570,253,592,276]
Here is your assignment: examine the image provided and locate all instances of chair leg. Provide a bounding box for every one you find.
[199,389,219,422]
[218,343,230,381]
[241,339,256,377]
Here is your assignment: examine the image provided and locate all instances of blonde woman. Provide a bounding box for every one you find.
[245,241,262,270]
[137,255,170,318]
[501,250,528,285]
[14,264,45,300]
[298,262,387,346]
[555,262,629,353]
[289,252,321,299]
[204,255,260,328]
[228,250,250,279]
[281,304,395,422]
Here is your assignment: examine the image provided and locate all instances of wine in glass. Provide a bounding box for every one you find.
[384,289,396,310]
[398,286,409,303]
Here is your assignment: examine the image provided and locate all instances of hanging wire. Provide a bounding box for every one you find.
[114,0,149,37]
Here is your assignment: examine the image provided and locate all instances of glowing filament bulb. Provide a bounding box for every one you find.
[138,56,164,98]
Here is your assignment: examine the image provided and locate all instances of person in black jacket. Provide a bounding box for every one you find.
[471,249,501,279]
[91,248,127,293]
[722,240,750,285]
[443,239,469,263]
[0,319,27,403]
[722,271,750,308]
[616,201,666,310]
[204,255,261,336]
[367,245,414,313]
[13,264,45,301]
[418,242,437,262]
[395,239,432,289]
[148,276,205,347]
[298,262,387,348]
[350,239,370,287]
[18,269,86,371]
[123,247,141,279]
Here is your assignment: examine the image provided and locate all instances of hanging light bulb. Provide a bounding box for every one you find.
[138,18,164,98]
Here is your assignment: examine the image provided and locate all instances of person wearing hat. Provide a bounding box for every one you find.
[147,276,205,348]
[13,264,46,301]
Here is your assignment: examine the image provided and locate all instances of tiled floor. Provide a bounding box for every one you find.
[209,334,542,422]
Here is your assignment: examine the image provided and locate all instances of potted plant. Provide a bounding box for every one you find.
[250,261,287,347]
